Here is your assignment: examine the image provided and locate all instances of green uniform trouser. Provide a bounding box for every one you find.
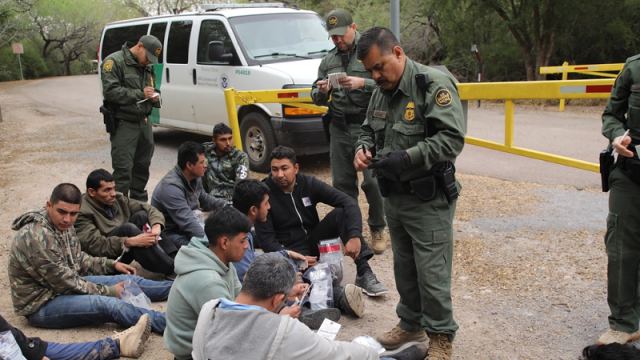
[110,119,154,202]
[330,122,386,232]
[606,168,640,333]
[385,189,459,341]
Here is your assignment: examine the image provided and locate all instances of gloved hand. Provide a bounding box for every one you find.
[368,150,410,176]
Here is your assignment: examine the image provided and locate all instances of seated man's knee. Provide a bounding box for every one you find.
[128,210,149,228]
[117,223,142,237]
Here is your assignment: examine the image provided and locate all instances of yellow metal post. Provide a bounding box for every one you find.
[505,100,514,147]
[559,61,568,111]
[224,88,243,151]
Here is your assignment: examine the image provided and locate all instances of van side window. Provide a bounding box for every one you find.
[167,20,193,64]
[101,25,148,60]
[197,20,236,65]
[150,22,167,64]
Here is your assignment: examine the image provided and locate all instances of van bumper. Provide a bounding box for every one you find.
[271,116,329,155]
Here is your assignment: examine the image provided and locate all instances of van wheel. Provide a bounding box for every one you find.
[240,112,277,173]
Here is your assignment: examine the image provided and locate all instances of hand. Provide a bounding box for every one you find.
[316,80,331,94]
[150,224,162,243]
[613,134,634,157]
[125,233,157,248]
[144,86,156,99]
[286,283,308,301]
[114,281,125,299]
[368,150,410,176]
[279,304,301,319]
[305,256,318,267]
[288,250,308,270]
[344,237,361,261]
[337,76,365,90]
[354,147,373,171]
[115,262,136,275]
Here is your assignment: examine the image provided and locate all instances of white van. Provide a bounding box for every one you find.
[98,3,333,172]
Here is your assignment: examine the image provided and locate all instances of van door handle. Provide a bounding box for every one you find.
[166,68,170,83]
[192,68,197,85]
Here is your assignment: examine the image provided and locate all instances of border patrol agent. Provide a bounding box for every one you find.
[354,27,465,360]
[599,54,640,345]
[311,9,388,254]
[101,35,162,202]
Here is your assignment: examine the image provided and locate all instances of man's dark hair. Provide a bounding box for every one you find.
[356,26,402,61]
[50,183,83,205]
[243,253,296,302]
[86,169,114,191]
[270,146,297,165]
[178,141,205,170]
[213,122,232,138]
[233,179,269,216]
[204,206,252,248]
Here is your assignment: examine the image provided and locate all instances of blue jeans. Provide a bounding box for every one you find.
[46,338,119,360]
[29,275,171,333]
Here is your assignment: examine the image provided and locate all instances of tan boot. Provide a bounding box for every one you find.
[112,314,151,358]
[426,333,453,360]
[597,328,640,345]
[371,230,387,254]
[377,325,428,350]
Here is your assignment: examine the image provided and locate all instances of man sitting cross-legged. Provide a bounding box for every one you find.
[75,169,178,280]
[9,183,172,334]
[192,253,428,360]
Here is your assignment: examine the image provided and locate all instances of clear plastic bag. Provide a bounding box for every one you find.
[318,238,344,286]
[303,263,334,310]
[351,335,385,354]
[118,279,152,310]
[193,210,205,229]
[0,330,27,360]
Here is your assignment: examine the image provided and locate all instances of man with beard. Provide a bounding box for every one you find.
[202,123,249,202]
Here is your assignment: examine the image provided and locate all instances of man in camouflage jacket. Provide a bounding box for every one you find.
[202,123,249,201]
[9,183,172,333]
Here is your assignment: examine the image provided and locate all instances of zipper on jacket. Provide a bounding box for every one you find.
[287,192,307,235]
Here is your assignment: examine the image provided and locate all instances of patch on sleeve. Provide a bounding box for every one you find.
[632,84,640,92]
[435,89,452,107]
[102,59,114,73]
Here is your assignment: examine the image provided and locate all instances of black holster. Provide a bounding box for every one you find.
[321,111,332,142]
[616,155,640,187]
[376,172,390,197]
[600,144,615,192]
[100,101,118,134]
[434,161,459,204]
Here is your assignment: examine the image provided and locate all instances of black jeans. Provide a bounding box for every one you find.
[107,210,177,275]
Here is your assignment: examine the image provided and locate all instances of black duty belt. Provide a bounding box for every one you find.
[345,114,366,124]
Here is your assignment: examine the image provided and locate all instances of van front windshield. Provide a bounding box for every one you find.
[229,13,334,64]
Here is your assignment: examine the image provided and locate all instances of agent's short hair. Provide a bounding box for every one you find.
[204,206,252,248]
[178,141,205,170]
[356,26,401,61]
[233,179,269,216]
[50,183,82,205]
[243,253,296,301]
[86,169,114,191]
[213,123,232,138]
[270,146,297,165]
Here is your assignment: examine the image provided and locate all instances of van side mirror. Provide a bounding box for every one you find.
[208,41,233,62]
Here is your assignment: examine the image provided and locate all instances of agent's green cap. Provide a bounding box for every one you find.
[139,35,162,63]
[325,9,353,36]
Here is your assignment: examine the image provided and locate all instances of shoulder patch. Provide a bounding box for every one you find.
[435,89,452,107]
[102,59,114,73]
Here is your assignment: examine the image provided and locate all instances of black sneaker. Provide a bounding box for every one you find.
[299,307,341,330]
[355,270,388,296]
[338,284,365,317]
[381,341,428,360]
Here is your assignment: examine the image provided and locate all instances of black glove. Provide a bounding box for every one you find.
[368,150,410,176]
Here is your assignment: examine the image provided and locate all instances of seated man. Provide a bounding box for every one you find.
[256,146,388,297]
[151,141,227,248]
[191,253,427,360]
[75,169,177,280]
[9,183,171,334]
[202,122,249,201]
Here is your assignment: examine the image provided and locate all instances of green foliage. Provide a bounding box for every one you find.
[0,41,49,80]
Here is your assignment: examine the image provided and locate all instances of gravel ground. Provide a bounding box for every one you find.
[0,77,626,359]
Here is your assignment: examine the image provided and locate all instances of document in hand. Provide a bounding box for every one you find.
[328,72,347,90]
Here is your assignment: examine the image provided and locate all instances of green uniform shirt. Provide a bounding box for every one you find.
[311,32,376,115]
[202,143,250,200]
[356,58,466,182]
[602,54,640,144]
[101,43,160,122]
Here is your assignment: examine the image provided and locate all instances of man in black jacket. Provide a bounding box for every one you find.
[255,146,387,297]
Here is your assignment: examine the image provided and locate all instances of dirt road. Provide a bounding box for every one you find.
[0,75,616,359]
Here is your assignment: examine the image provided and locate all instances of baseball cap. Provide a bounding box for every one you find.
[139,35,162,64]
[325,9,353,37]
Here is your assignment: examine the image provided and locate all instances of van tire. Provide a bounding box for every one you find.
[240,112,277,173]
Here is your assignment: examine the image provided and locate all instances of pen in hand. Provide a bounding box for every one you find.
[612,129,631,156]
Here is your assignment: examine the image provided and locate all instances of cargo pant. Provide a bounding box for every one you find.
[384,189,459,342]
[330,122,386,232]
[605,168,640,333]
[110,118,154,202]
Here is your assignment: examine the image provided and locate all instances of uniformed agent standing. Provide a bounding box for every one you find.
[598,54,640,345]
[354,27,465,360]
[101,35,162,202]
[311,9,388,254]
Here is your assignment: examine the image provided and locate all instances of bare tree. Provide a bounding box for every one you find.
[0,0,34,48]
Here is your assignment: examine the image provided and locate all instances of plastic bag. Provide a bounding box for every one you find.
[318,238,344,286]
[303,263,334,310]
[0,330,27,360]
[193,210,205,229]
[118,279,152,310]
[351,335,385,354]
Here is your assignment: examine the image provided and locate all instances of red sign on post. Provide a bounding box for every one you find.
[12,44,23,54]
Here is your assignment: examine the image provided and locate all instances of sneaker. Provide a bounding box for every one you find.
[339,284,365,317]
[597,328,640,345]
[377,326,428,350]
[355,269,388,297]
[164,272,177,281]
[371,230,387,254]
[299,307,341,330]
[426,333,452,360]
[112,314,151,358]
[381,341,428,360]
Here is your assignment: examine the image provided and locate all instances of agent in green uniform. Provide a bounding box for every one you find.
[311,9,387,254]
[354,27,465,360]
[598,54,640,345]
[101,35,162,202]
